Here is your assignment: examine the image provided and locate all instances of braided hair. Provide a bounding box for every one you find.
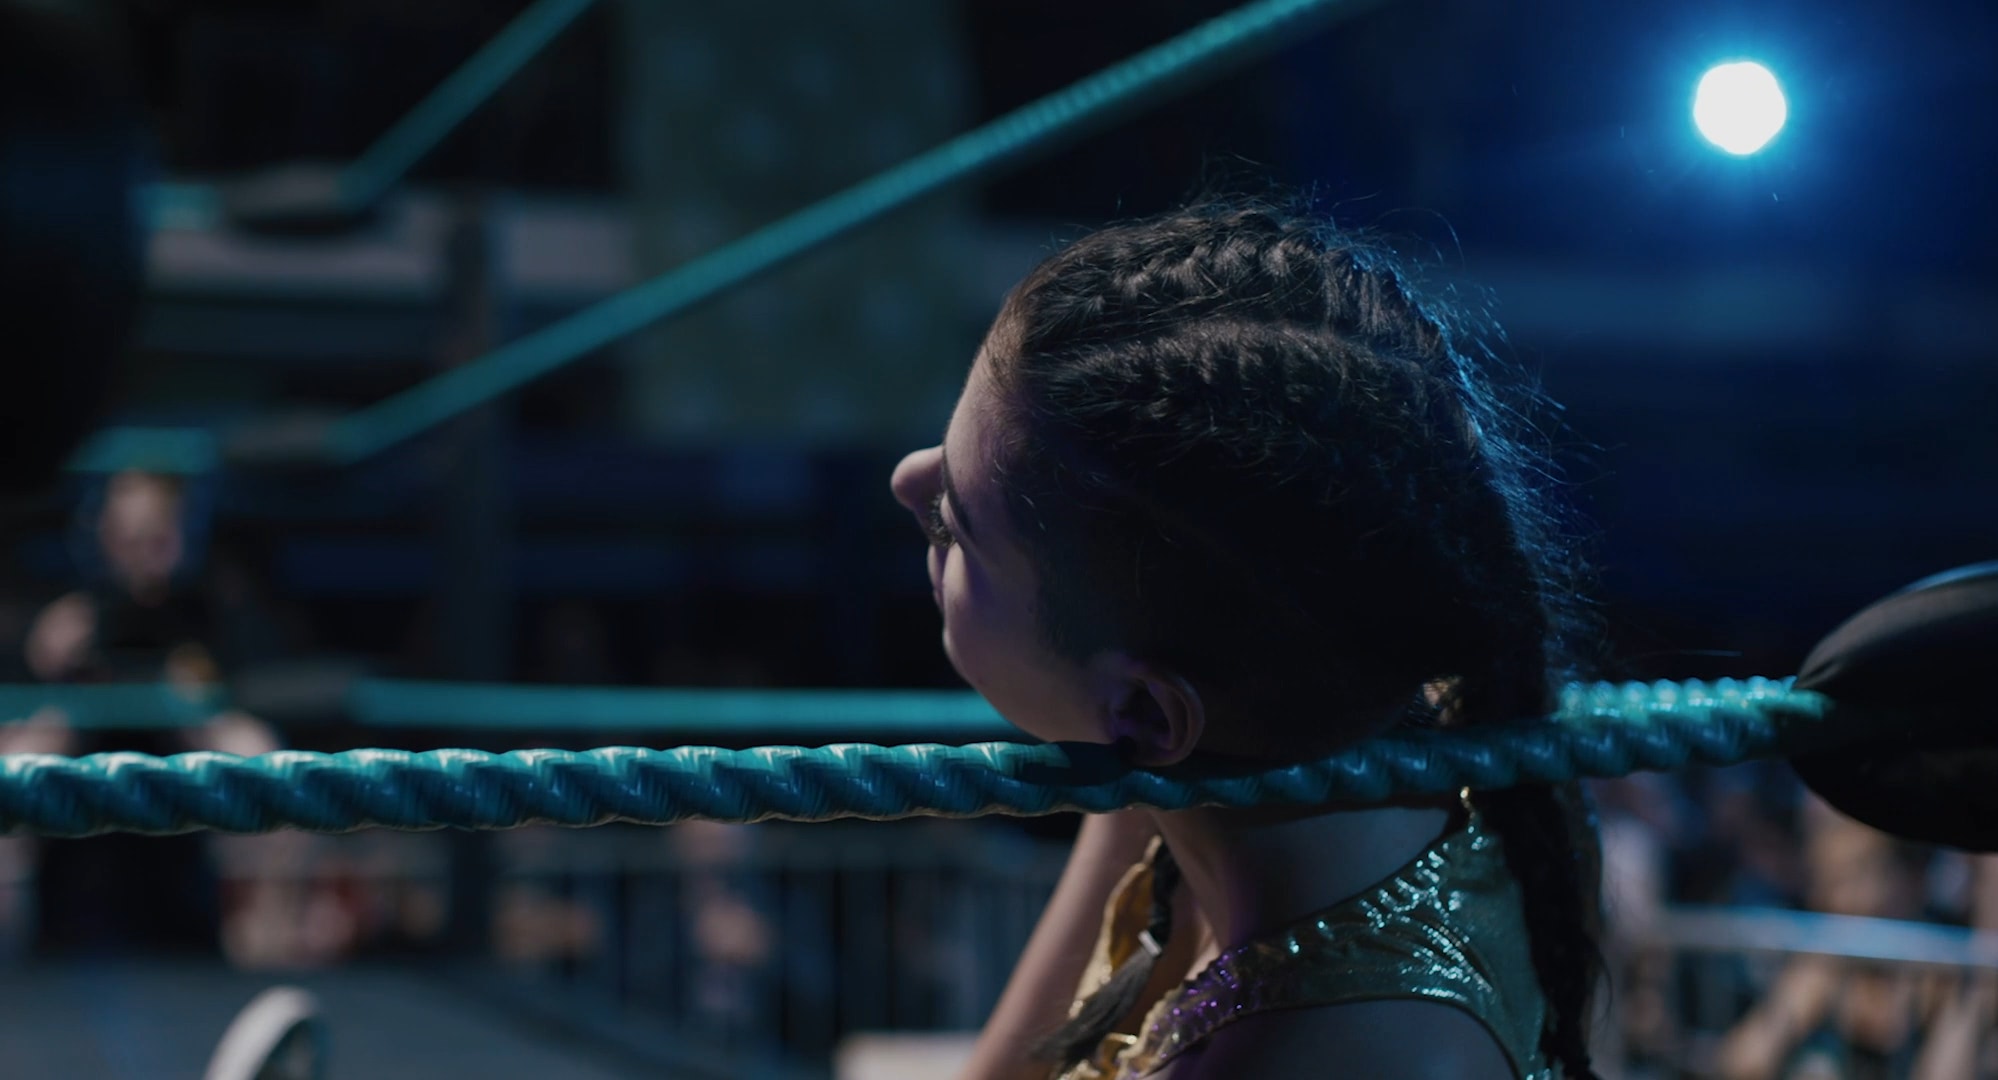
[990,199,1603,1078]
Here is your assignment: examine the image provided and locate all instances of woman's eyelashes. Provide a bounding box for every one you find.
[925,492,957,549]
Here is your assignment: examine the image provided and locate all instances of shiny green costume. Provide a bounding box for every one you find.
[1058,801,1552,1079]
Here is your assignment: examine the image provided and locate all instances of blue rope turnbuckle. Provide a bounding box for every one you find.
[0,678,1863,836]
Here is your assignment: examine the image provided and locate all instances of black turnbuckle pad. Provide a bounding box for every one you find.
[1790,562,1998,851]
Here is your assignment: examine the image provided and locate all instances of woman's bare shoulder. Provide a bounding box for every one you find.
[1148,998,1519,1080]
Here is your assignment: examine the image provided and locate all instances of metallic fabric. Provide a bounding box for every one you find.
[1058,802,1551,1079]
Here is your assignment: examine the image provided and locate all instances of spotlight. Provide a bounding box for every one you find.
[1693,60,1787,155]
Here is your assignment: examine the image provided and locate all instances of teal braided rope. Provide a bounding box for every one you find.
[326,0,1384,464]
[0,678,1864,836]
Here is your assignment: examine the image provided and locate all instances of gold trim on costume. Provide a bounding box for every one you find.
[1055,809,1551,1079]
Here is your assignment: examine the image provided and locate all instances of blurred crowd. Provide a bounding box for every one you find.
[1596,765,1998,1079]
[0,469,794,1040]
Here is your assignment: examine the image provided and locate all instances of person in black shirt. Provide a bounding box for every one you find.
[14,470,281,957]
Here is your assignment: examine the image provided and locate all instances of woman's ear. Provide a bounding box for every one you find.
[1094,655,1204,766]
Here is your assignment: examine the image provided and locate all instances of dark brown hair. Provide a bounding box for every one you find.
[993,199,1602,1077]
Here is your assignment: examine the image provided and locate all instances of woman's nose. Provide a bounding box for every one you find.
[889,446,941,515]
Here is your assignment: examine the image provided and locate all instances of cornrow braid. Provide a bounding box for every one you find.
[1034,845,1184,1068]
[992,198,1603,1077]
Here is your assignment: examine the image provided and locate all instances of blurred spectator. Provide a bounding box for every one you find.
[1906,856,1998,1079]
[1714,794,1950,1080]
[673,821,776,1041]
[1701,764,1807,908]
[1656,763,1806,908]
[1594,773,1686,1069]
[0,470,342,966]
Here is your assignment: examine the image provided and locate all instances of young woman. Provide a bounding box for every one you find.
[891,200,1602,1079]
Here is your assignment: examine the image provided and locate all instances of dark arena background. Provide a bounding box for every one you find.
[2,0,1996,1077]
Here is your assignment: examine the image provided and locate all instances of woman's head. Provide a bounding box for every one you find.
[893,198,1604,1077]
[894,200,1589,763]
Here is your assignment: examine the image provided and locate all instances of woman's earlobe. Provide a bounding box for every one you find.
[1104,662,1204,767]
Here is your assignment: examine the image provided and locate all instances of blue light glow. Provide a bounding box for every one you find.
[1693,61,1787,155]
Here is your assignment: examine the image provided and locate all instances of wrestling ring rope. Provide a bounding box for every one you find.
[0,676,1898,836]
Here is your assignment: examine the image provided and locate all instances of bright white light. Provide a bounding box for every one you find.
[1693,61,1787,155]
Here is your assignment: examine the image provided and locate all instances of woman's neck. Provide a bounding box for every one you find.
[1145,799,1457,950]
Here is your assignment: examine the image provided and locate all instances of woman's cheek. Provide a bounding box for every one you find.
[938,559,983,670]
[938,565,1069,743]
[940,558,1017,696]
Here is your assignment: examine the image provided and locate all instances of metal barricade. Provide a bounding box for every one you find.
[1603,905,1998,1079]
[483,821,1067,1068]
[0,820,1065,1075]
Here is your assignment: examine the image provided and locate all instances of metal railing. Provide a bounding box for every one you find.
[1601,905,1998,1079]
[9,814,1994,1077]
[482,822,1066,1062]
[0,821,1069,1075]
